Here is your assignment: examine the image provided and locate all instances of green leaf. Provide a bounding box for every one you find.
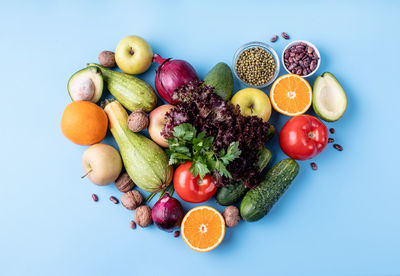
[168,152,192,165]
[172,123,197,141]
[189,161,210,179]
[215,160,232,178]
[220,141,241,165]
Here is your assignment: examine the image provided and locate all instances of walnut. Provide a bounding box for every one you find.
[127,110,149,132]
[98,51,116,68]
[121,190,142,210]
[115,172,135,192]
[222,206,240,228]
[134,205,152,228]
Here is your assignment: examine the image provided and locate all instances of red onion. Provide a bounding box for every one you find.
[151,193,184,232]
[154,54,198,104]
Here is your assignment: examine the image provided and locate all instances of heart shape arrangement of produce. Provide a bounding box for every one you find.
[61,34,347,252]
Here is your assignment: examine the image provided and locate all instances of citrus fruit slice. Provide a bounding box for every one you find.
[270,74,312,116]
[181,206,225,252]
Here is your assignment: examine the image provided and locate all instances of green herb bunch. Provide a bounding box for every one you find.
[166,123,241,179]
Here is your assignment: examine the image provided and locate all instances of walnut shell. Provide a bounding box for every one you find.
[127,110,149,132]
[98,51,116,68]
[115,172,135,192]
[222,206,240,228]
[121,190,142,210]
[134,205,152,228]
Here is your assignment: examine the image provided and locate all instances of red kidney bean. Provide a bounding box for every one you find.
[270,35,278,42]
[328,138,334,143]
[310,162,318,170]
[174,231,180,238]
[130,220,136,230]
[281,32,290,39]
[329,128,335,134]
[284,42,319,76]
[333,144,343,151]
[110,196,119,204]
[92,194,98,202]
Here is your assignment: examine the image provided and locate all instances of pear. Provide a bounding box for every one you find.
[82,143,122,186]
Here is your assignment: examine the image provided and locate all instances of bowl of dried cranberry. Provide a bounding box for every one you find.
[282,40,321,78]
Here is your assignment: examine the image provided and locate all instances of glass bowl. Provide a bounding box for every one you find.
[282,40,321,78]
[232,41,280,88]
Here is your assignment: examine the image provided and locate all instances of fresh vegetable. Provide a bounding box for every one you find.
[231,88,272,122]
[68,67,103,103]
[153,54,198,104]
[215,148,271,206]
[104,100,173,192]
[162,80,275,188]
[167,123,241,179]
[181,206,225,252]
[313,72,347,122]
[61,101,108,145]
[148,104,175,147]
[270,74,312,116]
[203,62,233,101]
[173,162,217,203]
[279,115,328,160]
[115,35,153,75]
[152,193,184,232]
[88,63,157,112]
[81,143,122,186]
[240,158,299,222]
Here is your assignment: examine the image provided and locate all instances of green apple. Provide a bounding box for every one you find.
[115,35,153,75]
[231,88,272,122]
[82,143,122,186]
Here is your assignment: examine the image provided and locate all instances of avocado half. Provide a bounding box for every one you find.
[312,72,347,122]
[68,66,103,103]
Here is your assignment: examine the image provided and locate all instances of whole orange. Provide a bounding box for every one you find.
[61,101,108,145]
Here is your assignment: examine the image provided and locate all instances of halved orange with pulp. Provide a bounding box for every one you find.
[270,74,312,116]
[181,206,225,252]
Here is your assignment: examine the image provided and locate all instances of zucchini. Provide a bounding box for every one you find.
[216,148,271,206]
[240,158,299,222]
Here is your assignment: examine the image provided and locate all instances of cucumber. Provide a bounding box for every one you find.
[216,148,271,206]
[240,159,299,222]
[87,63,157,112]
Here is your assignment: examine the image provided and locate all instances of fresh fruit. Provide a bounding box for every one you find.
[115,35,153,75]
[231,88,272,122]
[279,115,328,160]
[181,206,225,252]
[240,159,299,222]
[60,101,108,145]
[88,63,157,112]
[104,100,173,193]
[313,72,347,122]
[203,62,233,101]
[216,148,271,206]
[81,143,122,186]
[68,67,103,103]
[173,162,217,203]
[148,104,175,147]
[270,74,312,116]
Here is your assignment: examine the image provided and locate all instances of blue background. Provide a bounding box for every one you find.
[1,1,399,275]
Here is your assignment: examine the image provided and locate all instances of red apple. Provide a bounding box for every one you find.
[148,104,175,147]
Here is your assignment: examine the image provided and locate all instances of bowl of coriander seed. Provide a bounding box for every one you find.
[233,41,280,88]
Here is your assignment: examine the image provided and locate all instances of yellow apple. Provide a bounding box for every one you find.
[230,88,272,122]
[115,35,153,75]
[148,104,175,147]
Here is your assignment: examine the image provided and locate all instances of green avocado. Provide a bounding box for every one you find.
[203,62,233,101]
[68,67,103,103]
[312,72,347,122]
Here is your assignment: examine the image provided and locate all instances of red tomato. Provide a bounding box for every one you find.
[279,115,328,160]
[173,162,217,203]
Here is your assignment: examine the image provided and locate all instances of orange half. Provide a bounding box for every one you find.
[181,206,225,252]
[270,74,312,116]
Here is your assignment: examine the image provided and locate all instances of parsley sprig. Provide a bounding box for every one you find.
[166,123,241,179]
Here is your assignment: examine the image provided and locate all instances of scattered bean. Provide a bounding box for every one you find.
[310,162,318,171]
[92,194,98,202]
[281,32,290,40]
[329,128,335,134]
[174,231,180,238]
[110,196,119,204]
[130,220,136,230]
[270,35,278,43]
[333,144,343,151]
[328,138,334,143]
